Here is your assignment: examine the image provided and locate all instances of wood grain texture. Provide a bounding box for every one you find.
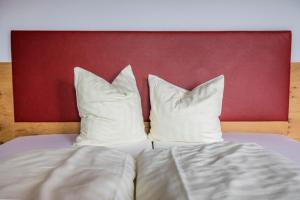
[0,62,299,143]
[0,63,14,143]
[288,62,300,141]
[13,122,80,137]
[13,122,150,138]
[221,121,288,135]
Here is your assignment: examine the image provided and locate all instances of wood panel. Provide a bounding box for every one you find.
[288,62,300,140]
[0,121,288,143]
[13,122,80,137]
[221,121,288,135]
[13,122,150,138]
[0,62,299,143]
[0,63,14,143]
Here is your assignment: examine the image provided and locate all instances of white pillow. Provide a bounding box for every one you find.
[148,74,224,143]
[74,65,147,146]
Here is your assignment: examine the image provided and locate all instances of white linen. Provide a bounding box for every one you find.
[153,133,300,165]
[0,146,135,200]
[148,74,224,143]
[74,65,147,146]
[136,142,300,200]
[0,134,153,160]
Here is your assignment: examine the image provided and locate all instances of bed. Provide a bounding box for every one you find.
[1,133,299,165]
[0,31,300,199]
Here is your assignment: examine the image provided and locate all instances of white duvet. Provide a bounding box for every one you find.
[136,142,300,200]
[0,146,135,200]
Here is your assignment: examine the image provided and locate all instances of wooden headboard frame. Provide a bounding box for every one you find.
[0,61,300,143]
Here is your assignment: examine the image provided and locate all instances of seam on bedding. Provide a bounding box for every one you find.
[33,149,80,198]
[170,148,191,200]
[112,154,133,200]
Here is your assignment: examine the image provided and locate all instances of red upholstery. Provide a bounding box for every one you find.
[11,31,291,122]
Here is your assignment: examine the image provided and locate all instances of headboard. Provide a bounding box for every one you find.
[0,31,300,143]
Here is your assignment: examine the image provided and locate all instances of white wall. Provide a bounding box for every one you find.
[0,0,300,61]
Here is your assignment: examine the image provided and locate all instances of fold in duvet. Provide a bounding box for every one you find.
[136,142,300,200]
[0,146,135,200]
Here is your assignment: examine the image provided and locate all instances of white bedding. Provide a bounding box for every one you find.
[136,142,300,200]
[0,146,135,200]
[153,133,300,165]
[0,134,153,160]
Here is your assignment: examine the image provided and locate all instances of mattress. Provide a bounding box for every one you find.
[0,134,152,160]
[1,133,299,165]
[153,132,300,165]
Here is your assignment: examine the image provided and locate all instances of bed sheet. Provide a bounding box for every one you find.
[0,146,135,200]
[153,133,300,165]
[0,134,152,160]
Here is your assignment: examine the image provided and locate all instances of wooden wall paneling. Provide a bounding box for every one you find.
[12,122,150,138]
[288,62,300,140]
[0,63,14,143]
[13,122,80,137]
[221,121,288,135]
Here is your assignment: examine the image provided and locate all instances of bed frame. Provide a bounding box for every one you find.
[0,31,299,143]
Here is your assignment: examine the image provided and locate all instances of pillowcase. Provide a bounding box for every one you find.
[148,74,224,143]
[74,65,147,146]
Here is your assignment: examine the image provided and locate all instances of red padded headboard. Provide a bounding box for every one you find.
[11,31,291,122]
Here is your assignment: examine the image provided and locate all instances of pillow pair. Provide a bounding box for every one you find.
[74,65,224,146]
